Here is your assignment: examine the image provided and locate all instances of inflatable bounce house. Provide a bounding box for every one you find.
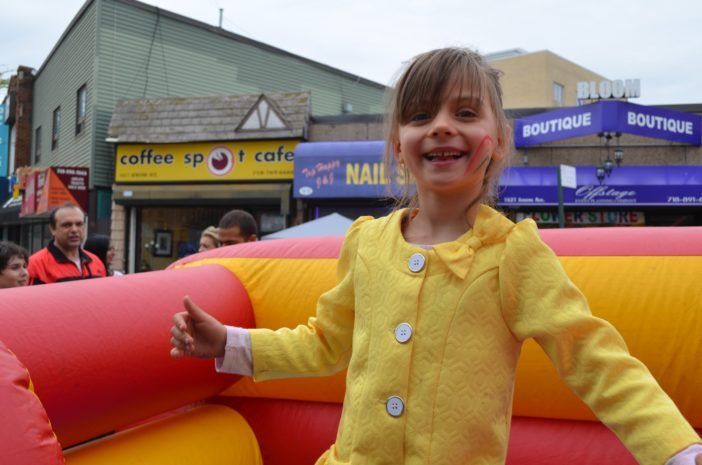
[1,226,700,464]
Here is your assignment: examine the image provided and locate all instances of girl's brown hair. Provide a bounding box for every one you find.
[384,47,512,209]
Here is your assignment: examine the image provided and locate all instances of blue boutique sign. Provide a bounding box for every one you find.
[514,101,701,147]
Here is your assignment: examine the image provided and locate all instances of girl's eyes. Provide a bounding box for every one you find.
[409,109,477,122]
[457,108,477,118]
[410,112,431,122]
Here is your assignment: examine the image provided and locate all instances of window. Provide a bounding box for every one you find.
[76,85,87,135]
[34,127,42,164]
[52,106,61,150]
[553,82,565,106]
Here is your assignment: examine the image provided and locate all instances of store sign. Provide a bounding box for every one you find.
[515,101,701,147]
[115,140,298,182]
[516,211,645,226]
[577,79,641,100]
[19,167,89,217]
[493,165,702,206]
[296,158,408,198]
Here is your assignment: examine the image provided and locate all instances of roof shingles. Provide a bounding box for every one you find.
[108,91,310,143]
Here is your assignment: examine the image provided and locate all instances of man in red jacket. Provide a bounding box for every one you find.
[28,203,106,285]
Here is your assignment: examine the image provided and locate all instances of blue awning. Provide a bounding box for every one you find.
[514,101,702,147]
[294,141,388,199]
[500,165,702,206]
[293,141,702,206]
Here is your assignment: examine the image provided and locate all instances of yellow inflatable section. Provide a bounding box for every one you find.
[180,236,702,428]
[64,405,261,465]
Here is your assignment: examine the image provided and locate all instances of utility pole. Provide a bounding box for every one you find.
[558,165,576,228]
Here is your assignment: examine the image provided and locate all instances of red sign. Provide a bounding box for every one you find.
[20,167,89,217]
[20,172,37,216]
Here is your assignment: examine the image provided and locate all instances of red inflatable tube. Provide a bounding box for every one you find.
[214,397,699,465]
[0,265,254,448]
[0,341,64,465]
[213,397,342,465]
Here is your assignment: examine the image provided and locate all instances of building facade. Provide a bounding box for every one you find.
[4,0,386,253]
[485,49,606,109]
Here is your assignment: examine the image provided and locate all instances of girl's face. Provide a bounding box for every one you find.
[394,81,503,199]
[0,256,28,288]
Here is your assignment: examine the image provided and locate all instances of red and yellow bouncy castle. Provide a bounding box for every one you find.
[0,226,700,464]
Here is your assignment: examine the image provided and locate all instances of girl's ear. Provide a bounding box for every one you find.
[392,140,403,164]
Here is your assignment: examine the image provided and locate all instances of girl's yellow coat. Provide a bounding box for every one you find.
[249,205,699,465]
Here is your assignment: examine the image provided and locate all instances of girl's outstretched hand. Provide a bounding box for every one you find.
[170,296,227,359]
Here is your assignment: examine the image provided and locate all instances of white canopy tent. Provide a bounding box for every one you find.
[262,213,354,240]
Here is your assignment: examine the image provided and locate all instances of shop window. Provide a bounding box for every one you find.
[76,84,87,135]
[553,82,565,106]
[34,126,42,164]
[52,106,61,150]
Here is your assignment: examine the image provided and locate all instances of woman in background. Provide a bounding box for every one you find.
[198,226,220,252]
[84,235,123,276]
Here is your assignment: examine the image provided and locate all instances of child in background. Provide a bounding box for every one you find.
[0,241,29,288]
[170,48,701,465]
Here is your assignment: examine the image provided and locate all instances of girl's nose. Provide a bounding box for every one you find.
[429,112,457,137]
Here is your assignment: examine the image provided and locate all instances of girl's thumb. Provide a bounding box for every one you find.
[183,296,206,320]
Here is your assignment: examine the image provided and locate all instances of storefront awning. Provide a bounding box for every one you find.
[500,165,702,206]
[294,141,387,199]
[113,183,292,214]
[514,101,702,147]
[293,141,702,206]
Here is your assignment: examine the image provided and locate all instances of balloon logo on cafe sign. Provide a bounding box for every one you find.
[207,147,234,176]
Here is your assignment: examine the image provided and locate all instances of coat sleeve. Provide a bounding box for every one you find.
[498,219,700,465]
[27,253,47,285]
[248,216,371,382]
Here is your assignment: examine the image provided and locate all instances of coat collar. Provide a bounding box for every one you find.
[47,241,92,264]
[388,205,514,279]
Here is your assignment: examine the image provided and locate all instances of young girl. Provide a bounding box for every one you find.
[0,241,29,288]
[170,48,701,465]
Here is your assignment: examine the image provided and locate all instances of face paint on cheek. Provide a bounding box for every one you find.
[465,135,494,175]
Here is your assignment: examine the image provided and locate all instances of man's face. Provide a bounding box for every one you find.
[218,226,256,246]
[51,207,85,251]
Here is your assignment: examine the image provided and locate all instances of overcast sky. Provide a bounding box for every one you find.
[2,0,701,105]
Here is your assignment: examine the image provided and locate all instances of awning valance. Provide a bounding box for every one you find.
[292,141,702,206]
[113,183,292,214]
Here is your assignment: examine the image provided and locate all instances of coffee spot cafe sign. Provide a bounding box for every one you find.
[115,140,298,182]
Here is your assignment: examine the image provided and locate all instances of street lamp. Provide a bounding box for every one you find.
[596,165,606,184]
[614,146,624,166]
[614,132,624,166]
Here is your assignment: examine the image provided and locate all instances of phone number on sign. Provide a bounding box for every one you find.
[667,196,702,203]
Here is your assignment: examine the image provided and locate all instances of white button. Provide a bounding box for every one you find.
[386,396,405,417]
[394,323,413,343]
[408,253,425,272]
